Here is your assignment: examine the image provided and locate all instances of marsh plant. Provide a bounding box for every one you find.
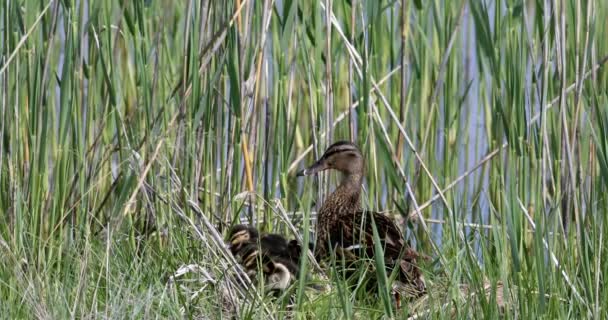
[1,0,607,318]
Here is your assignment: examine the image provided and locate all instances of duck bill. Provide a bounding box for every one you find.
[296,160,328,176]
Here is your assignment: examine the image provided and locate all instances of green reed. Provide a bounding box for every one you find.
[1,0,607,318]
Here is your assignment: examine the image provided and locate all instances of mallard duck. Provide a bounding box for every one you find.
[227,224,301,291]
[297,141,426,303]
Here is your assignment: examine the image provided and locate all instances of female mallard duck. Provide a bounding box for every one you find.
[297,141,426,302]
[227,224,302,291]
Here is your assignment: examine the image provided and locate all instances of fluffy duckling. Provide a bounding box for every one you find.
[227,224,302,292]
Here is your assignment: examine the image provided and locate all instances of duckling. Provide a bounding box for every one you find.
[297,141,426,304]
[226,224,302,292]
[227,224,259,256]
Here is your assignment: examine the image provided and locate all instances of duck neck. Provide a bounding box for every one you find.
[340,172,363,191]
[331,172,363,210]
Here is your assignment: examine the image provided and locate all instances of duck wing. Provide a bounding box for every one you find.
[330,210,408,259]
[329,210,424,287]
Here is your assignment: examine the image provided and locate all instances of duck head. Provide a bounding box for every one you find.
[297,141,364,177]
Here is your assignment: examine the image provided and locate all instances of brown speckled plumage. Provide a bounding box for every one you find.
[315,173,362,259]
[298,141,426,300]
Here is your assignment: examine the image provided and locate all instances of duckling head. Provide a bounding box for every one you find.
[227,224,259,254]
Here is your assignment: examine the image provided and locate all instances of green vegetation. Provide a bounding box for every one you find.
[1,0,607,318]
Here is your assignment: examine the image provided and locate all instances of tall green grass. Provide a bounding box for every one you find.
[1,0,607,318]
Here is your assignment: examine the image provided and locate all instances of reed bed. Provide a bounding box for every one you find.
[1,0,607,318]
